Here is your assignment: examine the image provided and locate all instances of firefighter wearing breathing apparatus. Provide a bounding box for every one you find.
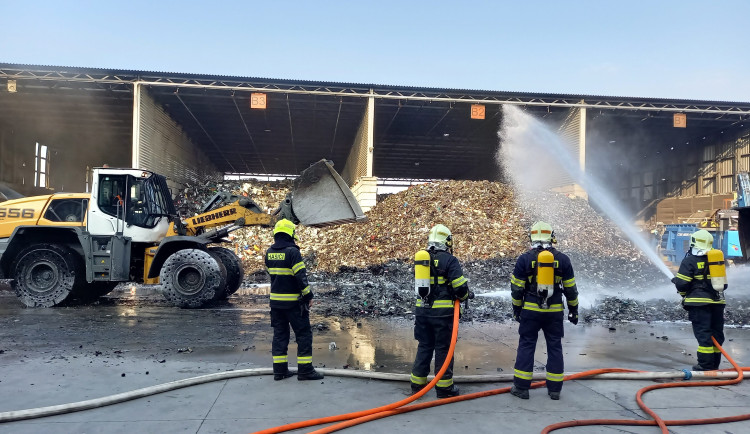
[265,219,324,382]
[672,229,728,371]
[410,224,471,399]
[510,221,579,400]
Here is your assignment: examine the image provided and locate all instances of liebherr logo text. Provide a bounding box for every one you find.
[191,208,237,225]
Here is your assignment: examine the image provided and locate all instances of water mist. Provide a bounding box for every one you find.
[497,104,674,280]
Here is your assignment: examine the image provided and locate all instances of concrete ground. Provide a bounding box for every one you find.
[0,290,749,434]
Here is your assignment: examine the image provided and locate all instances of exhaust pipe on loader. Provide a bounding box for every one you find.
[276,159,367,227]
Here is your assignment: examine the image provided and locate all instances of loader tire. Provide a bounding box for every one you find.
[208,247,244,298]
[208,251,228,301]
[11,244,79,307]
[160,249,223,308]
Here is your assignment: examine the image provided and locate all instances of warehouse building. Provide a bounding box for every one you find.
[1,63,749,223]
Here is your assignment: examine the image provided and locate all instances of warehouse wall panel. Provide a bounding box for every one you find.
[135,87,220,191]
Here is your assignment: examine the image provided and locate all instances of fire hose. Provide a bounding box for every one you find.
[254,301,750,434]
[0,302,747,433]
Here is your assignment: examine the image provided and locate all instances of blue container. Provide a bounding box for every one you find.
[724,230,743,258]
[661,224,739,265]
[661,224,701,265]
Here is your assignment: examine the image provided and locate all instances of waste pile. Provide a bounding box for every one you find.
[173,178,750,325]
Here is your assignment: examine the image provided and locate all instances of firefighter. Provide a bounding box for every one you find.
[672,229,727,371]
[410,224,471,399]
[265,219,323,381]
[510,221,579,400]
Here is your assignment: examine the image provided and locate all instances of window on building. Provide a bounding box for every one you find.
[34,143,49,188]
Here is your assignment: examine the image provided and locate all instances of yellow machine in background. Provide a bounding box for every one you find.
[0,160,365,308]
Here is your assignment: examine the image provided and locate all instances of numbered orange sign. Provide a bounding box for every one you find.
[251,93,267,109]
[673,113,686,128]
[471,104,485,120]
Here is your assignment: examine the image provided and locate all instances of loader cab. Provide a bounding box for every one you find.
[88,168,176,242]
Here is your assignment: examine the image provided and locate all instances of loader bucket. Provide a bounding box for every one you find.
[290,160,367,227]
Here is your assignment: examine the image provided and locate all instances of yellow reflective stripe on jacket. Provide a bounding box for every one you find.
[678,291,686,296]
[430,277,447,284]
[410,374,428,385]
[451,276,468,287]
[298,356,312,364]
[712,346,722,353]
[512,298,523,307]
[514,369,533,380]
[684,297,725,304]
[436,378,454,387]
[546,372,564,382]
[567,298,579,307]
[511,276,526,288]
[675,273,692,282]
[270,293,300,301]
[563,277,576,288]
[415,299,454,308]
[292,261,305,274]
[301,286,310,296]
[273,355,288,363]
[694,275,707,280]
[268,267,294,276]
[523,302,564,312]
[697,345,714,354]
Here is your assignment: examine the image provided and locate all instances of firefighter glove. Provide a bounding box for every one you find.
[568,309,578,325]
[300,300,310,315]
[512,305,522,322]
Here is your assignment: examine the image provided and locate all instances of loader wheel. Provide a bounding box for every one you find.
[160,249,223,308]
[11,244,79,307]
[208,251,228,301]
[208,247,244,298]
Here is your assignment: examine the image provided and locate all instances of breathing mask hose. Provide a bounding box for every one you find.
[251,302,461,434]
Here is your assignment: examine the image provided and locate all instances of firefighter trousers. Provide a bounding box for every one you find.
[271,306,314,374]
[411,315,455,391]
[513,311,564,393]
[687,304,725,370]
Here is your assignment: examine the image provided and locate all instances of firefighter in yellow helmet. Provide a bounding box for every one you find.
[410,224,472,399]
[265,219,323,381]
[672,229,727,371]
[510,221,579,400]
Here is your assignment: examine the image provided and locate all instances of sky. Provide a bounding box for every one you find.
[1,0,749,102]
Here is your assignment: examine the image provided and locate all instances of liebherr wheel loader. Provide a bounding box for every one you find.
[0,160,365,308]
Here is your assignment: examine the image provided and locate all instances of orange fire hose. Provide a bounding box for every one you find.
[310,368,639,433]
[254,306,750,434]
[541,336,750,433]
[251,302,462,434]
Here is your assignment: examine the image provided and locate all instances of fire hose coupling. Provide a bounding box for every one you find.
[682,369,692,380]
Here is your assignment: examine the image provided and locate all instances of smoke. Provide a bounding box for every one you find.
[496,105,673,278]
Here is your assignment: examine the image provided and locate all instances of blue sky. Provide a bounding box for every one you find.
[2,0,748,102]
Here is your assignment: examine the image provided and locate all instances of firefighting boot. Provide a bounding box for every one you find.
[548,391,560,400]
[435,385,460,399]
[510,385,529,399]
[691,364,709,371]
[273,362,295,381]
[410,383,426,395]
[298,368,324,381]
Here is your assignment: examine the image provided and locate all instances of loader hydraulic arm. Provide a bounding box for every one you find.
[167,197,273,238]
